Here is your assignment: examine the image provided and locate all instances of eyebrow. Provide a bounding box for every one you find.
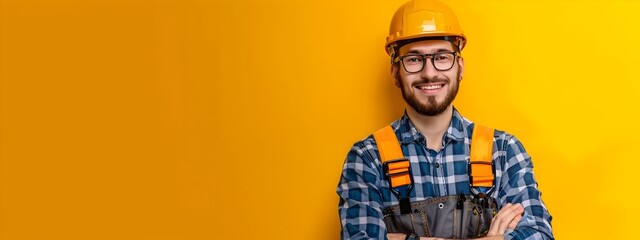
[403,48,453,55]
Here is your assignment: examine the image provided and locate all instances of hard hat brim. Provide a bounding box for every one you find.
[386,33,467,54]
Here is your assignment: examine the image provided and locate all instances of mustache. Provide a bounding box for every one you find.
[411,76,450,86]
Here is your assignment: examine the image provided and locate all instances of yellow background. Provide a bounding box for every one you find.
[1,0,638,239]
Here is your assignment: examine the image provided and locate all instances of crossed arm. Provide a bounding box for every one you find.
[337,136,553,240]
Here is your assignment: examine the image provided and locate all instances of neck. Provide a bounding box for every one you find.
[406,105,453,150]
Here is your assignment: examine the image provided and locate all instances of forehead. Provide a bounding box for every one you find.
[398,40,455,54]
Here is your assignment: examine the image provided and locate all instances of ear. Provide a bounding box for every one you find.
[457,56,465,81]
[391,64,401,88]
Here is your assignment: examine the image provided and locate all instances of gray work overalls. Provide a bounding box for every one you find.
[374,124,500,239]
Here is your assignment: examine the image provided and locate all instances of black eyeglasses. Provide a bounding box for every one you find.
[396,51,460,73]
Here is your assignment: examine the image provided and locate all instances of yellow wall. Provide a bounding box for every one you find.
[1,0,638,239]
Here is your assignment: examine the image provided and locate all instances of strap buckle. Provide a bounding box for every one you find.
[383,158,414,189]
[383,158,414,214]
[468,160,495,195]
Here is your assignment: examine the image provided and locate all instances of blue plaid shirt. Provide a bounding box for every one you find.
[337,108,553,240]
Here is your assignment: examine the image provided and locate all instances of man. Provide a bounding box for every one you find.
[336,0,553,239]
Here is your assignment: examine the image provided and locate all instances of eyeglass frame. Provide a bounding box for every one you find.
[394,51,461,73]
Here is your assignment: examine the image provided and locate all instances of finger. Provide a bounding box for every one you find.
[496,204,524,234]
[489,203,522,235]
[508,214,523,229]
[387,233,405,240]
[490,203,514,231]
[490,203,511,226]
[490,203,522,235]
[496,203,522,221]
[509,205,525,230]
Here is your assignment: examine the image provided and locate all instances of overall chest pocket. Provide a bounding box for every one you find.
[383,195,497,238]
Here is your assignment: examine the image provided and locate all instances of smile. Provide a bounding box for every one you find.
[413,83,446,95]
[417,84,444,90]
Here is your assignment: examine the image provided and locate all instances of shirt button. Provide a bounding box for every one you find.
[435,163,441,168]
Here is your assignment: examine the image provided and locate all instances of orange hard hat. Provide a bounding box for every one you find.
[386,0,466,57]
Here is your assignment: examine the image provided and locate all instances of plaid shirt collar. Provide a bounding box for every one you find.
[392,107,467,145]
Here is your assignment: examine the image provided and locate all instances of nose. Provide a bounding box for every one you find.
[420,58,439,80]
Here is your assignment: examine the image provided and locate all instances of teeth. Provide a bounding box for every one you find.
[419,84,443,90]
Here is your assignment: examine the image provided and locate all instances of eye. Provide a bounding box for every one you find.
[403,56,423,63]
[434,54,453,62]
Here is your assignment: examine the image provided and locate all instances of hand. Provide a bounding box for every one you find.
[387,233,447,240]
[387,233,450,240]
[387,233,406,240]
[486,203,524,236]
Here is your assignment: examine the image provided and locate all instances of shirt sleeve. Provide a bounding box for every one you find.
[499,135,554,240]
[336,142,387,240]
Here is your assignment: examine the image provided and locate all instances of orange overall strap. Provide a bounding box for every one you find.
[470,124,495,188]
[374,125,403,161]
[373,125,411,188]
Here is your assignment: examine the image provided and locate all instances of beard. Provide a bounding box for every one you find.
[396,68,461,116]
